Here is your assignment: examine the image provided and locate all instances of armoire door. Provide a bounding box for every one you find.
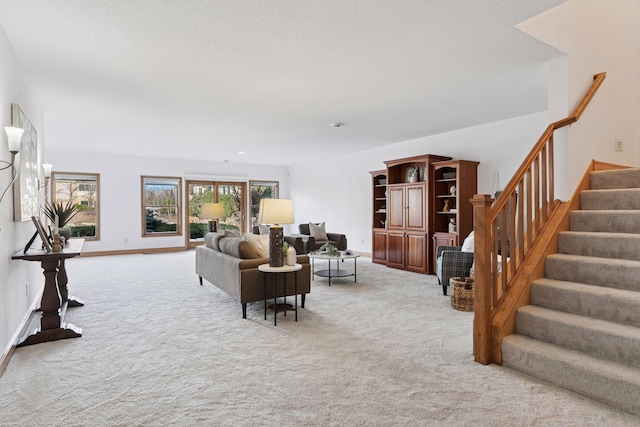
[387,185,405,229]
[386,231,405,269]
[406,184,425,231]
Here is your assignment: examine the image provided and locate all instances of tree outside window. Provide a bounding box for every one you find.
[250,181,278,227]
[142,176,182,236]
[187,183,214,241]
[51,172,100,239]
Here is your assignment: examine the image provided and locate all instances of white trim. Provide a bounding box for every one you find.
[183,174,249,182]
[143,177,181,186]
[0,286,44,369]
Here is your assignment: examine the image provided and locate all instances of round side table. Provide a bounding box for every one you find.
[258,263,302,325]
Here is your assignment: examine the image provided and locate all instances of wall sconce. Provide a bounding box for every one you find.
[39,163,53,189]
[201,203,224,232]
[0,126,24,206]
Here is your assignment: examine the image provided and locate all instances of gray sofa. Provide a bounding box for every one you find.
[196,232,311,318]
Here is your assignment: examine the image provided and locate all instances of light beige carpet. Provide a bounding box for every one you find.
[0,251,638,426]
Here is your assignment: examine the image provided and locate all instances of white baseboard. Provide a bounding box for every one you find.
[0,287,43,376]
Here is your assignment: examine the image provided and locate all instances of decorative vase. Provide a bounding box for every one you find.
[58,227,71,243]
[286,247,297,266]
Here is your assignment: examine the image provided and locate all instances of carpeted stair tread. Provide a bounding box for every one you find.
[503,167,640,416]
[531,278,640,328]
[515,305,640,368]
[545,253,640,292]
[569,210,640,233]
[580,188,640,210]
[590,168,640,190]
[558,231,640,261]
[502,334,640,416]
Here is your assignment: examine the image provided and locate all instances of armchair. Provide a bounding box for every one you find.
[252,225,314,254]
[436,245,474,296]
[299,222,347,251]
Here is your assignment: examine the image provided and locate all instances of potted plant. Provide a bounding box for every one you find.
[43,200,79,241]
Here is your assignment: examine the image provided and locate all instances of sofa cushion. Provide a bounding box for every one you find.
[309,222,328,241]
[204,232,225,251]
[243,233,269,258]
[219,236,259,259]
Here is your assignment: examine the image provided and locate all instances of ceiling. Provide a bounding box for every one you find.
[0,0,566,167]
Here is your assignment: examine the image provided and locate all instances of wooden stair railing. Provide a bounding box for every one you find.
[471,72,606,365]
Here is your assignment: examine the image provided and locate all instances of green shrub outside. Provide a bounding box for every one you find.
[70,225,96,238]
[189,222,240,240]
[190,223,208,239]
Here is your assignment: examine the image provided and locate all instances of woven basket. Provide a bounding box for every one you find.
[450,277,474,312]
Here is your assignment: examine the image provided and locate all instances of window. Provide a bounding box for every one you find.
[186,181,215,245]
[142,176,182,236]
[185,180,246,248]
[250,181,279,227]
[51,172,100,240]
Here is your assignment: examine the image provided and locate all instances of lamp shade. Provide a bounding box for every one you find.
[4,127,24,153]
[201,203,223,220]
[42,163,53,178]
[258,198,294,225]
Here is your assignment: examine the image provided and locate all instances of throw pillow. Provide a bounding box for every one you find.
[461,231,474,252]
[219,236,259,259]
[224,229,241,238]
[309,222,328,241]
[258,224,270,235]
[204,232,224,251]
[243,233,269,258]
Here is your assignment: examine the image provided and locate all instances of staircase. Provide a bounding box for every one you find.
[502,167,640,416]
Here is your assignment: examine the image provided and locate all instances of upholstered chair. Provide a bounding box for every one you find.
[299,222,347,251]
[436,231,475,296]
[435,246,474,296]
[252,225,314,254]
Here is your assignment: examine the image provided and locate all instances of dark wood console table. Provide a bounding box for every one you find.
[12,238,85,347]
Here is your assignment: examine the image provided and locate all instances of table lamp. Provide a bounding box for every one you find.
[201,203,224,233]
[258,199,294,267]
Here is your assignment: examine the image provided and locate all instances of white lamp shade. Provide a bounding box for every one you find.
[201,203,223,220]
[4,127,24,153]
[258,198,294,225]
[42,163,53,178]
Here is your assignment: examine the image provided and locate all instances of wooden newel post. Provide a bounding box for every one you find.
[471,194,494,365]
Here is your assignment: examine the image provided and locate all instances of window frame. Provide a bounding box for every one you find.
[141,175,183,237]
[249,180,279,229]
[50,171,100,241]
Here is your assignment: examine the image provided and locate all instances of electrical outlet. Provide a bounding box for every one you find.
[25,282,29,296]
[615,138,623,152]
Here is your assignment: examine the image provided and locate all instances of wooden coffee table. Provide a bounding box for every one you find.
[308,253,360,286]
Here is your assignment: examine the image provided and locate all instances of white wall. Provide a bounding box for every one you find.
[0,26,46,358]
[5,0,639,364]
[518,0,640,191]
[48,110,551,258]
[44,149,290,253]
[289,111,550,254]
